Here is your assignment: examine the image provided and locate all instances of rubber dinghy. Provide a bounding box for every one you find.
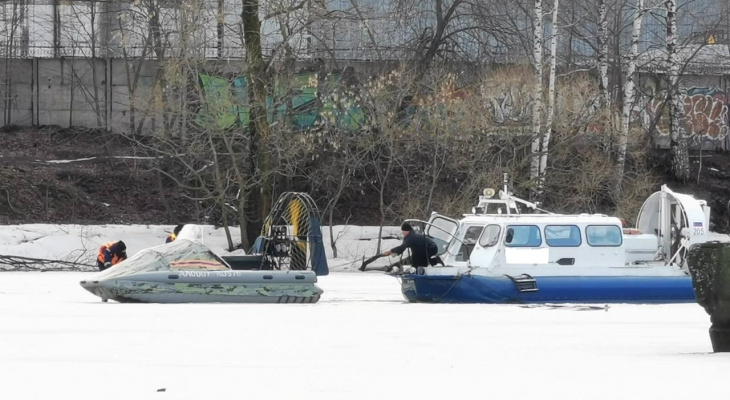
[80,239,323,303]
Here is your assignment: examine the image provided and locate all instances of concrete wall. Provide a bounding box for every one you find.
[0,57,161,133]
[638,72,730,150]
[0,57,387,134]
[1,59,34,126]
[4,57,729,153]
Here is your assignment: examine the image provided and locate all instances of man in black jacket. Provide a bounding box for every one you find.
[382,222,442,268]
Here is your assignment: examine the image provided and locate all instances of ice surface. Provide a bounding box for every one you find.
[0,272,727,400]
[1,224,728,399]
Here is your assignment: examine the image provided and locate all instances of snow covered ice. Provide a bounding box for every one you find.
[0,225,729,399]
[1,272,728,399]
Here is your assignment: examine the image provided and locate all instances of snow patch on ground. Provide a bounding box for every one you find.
[42,157,97,164]
[0,224,403,271]
[41,156,159,164]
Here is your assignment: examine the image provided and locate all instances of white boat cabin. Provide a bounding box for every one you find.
[411,177,711,277]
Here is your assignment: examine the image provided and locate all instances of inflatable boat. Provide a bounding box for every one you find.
[81,192,330,304]
[80,239,323,303]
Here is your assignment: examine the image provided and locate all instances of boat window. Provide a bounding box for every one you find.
[456,225,485,261]
[586,225,623,247]
[478,225,501,247]
[426,216,459,255]
[427,216,458,242]
[463,226,485,244]
[504,225,542,247]
[545,225,582,247]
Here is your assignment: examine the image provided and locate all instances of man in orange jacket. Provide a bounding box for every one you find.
[166,224,185,244]
[97,241,127,271]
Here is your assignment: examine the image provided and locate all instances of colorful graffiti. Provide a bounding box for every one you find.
[195,72,366,131]
[646,87,729,139]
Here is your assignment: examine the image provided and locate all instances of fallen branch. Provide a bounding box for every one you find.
[0,254,95,272]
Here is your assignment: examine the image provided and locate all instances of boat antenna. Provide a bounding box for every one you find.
[499,172,553,214]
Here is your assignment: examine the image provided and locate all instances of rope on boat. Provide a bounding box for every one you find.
[429,274,464,303]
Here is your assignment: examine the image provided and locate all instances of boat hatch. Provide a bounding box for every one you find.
[426,214,460,256]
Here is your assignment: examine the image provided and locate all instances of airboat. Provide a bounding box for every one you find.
[388,175,714,304]
[80,193,328,303]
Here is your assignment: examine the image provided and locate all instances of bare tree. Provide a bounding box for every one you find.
[529,0,544,192]
[242,0,275,245]
[665,0,690,181]
[615,0,644,196]
[63,1,106,128]
[538,0,559,196]
[597,0,609,107]
[1,1,27,125]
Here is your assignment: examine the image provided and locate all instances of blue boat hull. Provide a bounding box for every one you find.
[399,274,696,304]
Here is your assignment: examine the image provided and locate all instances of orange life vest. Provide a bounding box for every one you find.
[97,242,125,265]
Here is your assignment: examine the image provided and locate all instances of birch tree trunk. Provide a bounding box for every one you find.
[538,0,558,197]
[666,0,690,181]
[598,0,609,107]
[614,0,644,197]
[529,0,544,190]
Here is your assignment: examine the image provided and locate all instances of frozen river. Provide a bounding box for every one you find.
[0,272,728,400]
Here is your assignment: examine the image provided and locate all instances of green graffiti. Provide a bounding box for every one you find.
[195,74,238,129]
[196,72,365,131]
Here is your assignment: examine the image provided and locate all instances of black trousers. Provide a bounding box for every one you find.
[396,254,444,268]
[97,260,109,271]
[429,255,445,267]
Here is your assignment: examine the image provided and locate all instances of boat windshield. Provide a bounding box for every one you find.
[456,225,485,261]
[426,215,459,255]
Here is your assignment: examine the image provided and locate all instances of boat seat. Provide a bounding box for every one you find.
[222,255,273,270]
[456,244,476,261]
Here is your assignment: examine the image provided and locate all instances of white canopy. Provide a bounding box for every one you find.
[96,239,229,279]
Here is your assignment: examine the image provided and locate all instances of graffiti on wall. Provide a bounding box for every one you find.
[646,87,729,139]
[195,72,366,131]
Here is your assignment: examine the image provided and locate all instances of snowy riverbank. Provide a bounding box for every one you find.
[0,224,404,271]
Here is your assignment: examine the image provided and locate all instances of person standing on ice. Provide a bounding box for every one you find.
[96,241,127,271]
[166,224,185,243]
[382,222,442,269]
